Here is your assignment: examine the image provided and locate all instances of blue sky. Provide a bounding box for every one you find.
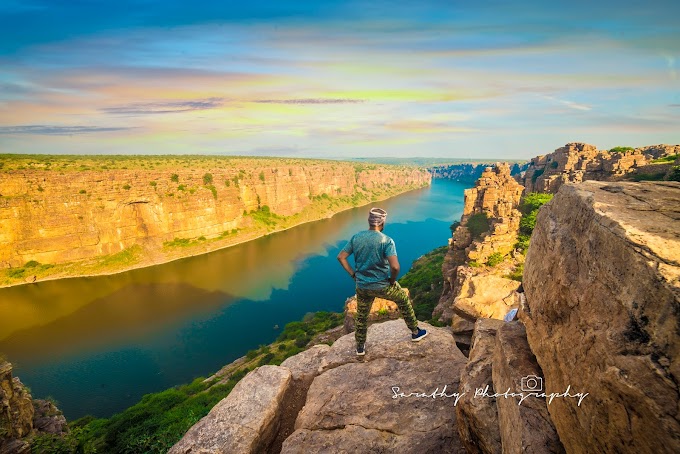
[0,0,678,159]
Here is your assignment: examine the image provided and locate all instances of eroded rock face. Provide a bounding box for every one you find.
[456,318,504,454]
[522,180,680,454]
[492,323,564,454]
[0,362,34,440]
[434,163,523,324]
[169,365,292,454]
[281,320,468,454]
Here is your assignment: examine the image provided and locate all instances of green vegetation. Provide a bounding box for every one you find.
[467,212,490,240]
[98,246,142,268]
[259,171,265,182]
[550,161,559,169]
[248,205,284,228]
[149,181,157,187]
[6,260,54,279]
[122,184,131,191]
[79,189,86,194]
[669,166,680,182]
[486,252,505,267]
[515,192,553,253]
[170,173,179,183]
[177,184,186,191]
[609,146,634,153]
[629,172,666,181]
[651,154,679,163]
[205,184,217,199]
[225,180,230,187]
[202,173,213,185]
[449,220,460,234]
[398,246,448,323]
[505,262,524,281]
[37,185,44,192]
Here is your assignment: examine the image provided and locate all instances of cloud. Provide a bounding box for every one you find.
[541,95,592,111]
[384,120,476,133]
[252,98,365,104]
[0,125,132,135]
[100,97,225,115]
[670,104,680,107]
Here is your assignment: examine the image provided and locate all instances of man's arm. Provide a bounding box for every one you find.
[337,250,355,280]
[387,255,400,285]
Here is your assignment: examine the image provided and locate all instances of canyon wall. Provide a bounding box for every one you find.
[434,163,523,330]
[520,142,680,194]
[0,158,430,273]
[521,180,680,453]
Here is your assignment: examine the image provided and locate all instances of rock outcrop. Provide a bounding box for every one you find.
[520,142,680,194]
[172,320,468,454]
[434,163,523,329]
[430,162,528,184]
[1,361,67,453]
[169,365,292,454]
[456,318,504,454]
[492,322,564,454]
[282,320,467,454]
[522,180,680,453]
[0,157,430,280]
[0,362,33,443]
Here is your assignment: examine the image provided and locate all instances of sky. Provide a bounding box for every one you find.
[0,0,678,159]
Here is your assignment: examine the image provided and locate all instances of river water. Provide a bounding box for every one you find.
[0,178,468,419]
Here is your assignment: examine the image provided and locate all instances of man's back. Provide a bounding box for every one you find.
[342,230,396,290]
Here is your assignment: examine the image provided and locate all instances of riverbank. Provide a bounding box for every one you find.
[0,155,431,288]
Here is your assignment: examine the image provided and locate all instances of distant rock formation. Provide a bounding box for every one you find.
[430,162,528,184]
[170,320,469,453]
[434,163,523,334]
[521,180,680,453]
[1,361,68,453]
[520,142,680,194]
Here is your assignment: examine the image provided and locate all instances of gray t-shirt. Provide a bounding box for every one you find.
[341,230,397,290]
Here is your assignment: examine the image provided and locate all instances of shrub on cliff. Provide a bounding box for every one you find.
[609,146,634,153]
[515,192,553,253]
[202,173,213,185]
[467,213,490,240]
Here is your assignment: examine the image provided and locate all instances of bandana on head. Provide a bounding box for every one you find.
[368,207,387,226]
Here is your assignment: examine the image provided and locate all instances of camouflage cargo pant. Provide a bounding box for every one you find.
[355,281,419,346]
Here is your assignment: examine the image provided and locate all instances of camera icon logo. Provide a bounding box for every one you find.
[520,375,543,392]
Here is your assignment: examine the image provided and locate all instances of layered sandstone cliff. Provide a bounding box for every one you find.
[434,163,523,329]
[0,157,430,284]
[521,142,680,193]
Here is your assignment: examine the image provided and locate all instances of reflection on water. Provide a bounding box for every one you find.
[0,179,469,418]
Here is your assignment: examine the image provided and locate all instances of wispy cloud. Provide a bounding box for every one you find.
[0,125,132,135]
[252,98,365,104]
[101,98,225,115]
[541,95,592,111]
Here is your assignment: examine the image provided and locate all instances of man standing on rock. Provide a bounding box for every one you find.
[337,207,427,356]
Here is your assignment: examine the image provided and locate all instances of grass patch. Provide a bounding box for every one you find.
[629,172,666,181]
[651,154,678,163]
[486,252,505,267]
[398,245,448,322]
[98,246,142,268]
[505,262,524,281]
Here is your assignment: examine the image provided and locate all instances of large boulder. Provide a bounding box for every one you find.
[169,365,292,454]
[522,181,680,453]
[456,318,504,454]
[0,362,34,440]
[281,320,468,453]
[492,322,564,454]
